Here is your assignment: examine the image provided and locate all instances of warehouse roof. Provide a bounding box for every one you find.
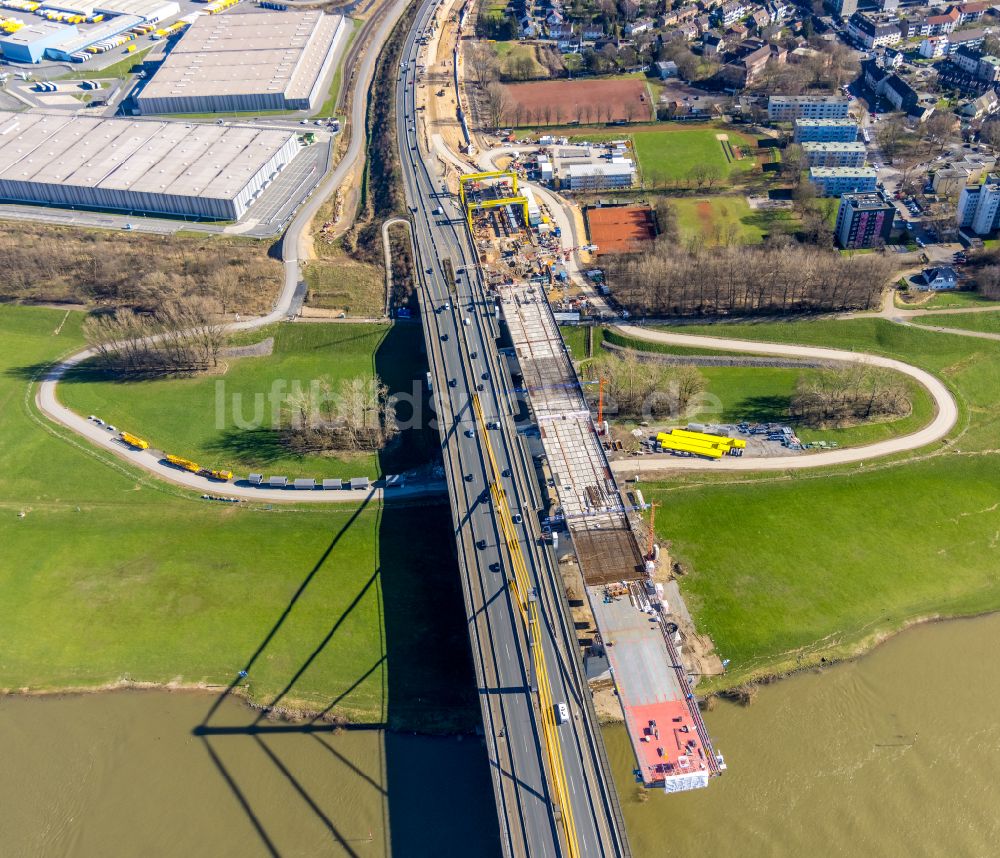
[0,112,297,202]
[0,20,75,49]
[136,10,343,105]
[48,14,141,56]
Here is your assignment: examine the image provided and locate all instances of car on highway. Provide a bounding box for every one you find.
[512,513,522,523]
[465,429,475,438]
[477,539,487,549]
[556,702,569,724]
[449,378,457,387]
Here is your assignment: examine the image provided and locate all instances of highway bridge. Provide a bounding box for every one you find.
[395,2,631,855]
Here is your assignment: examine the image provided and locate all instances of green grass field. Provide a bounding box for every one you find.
[591,327,934,447]
[565,123,756,186]
[910,310,1000,335]
[632,125,756,185]
[0,306,471,729]
[637,318,1000,689]
[59,323,430,481]
[670,196,799,245]
[898,290,1000,310]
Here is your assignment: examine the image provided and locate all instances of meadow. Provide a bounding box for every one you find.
[637,318,1000,689]
[59,322,432,481]
[0,307,471,730]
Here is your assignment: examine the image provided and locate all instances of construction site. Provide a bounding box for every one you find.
[462,168,725,791]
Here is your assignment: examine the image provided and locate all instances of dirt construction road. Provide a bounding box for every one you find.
[609,324,959,474]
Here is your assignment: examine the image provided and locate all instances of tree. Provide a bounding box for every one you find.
[468,40,499,89]
[922,112,956,155]
[781,143,805,184]
[484,82,510,130]
[876,117,906,162]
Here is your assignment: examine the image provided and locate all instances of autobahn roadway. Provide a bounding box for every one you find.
[395,2,629,856]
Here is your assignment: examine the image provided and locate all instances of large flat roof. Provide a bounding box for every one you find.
[0,112,296,201]
[137,10,342,104]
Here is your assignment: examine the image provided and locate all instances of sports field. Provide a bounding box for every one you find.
[586,205,656,254]
[632,125,756,185]
[503,78,652,125]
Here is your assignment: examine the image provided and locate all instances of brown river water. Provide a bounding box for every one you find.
[4,613,1000,857]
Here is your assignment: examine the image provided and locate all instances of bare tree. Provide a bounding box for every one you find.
[467,40,499,89]
[485,81,511,130]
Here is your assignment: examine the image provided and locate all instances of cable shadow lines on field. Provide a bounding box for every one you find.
[194,494,385,858]
[202,494,371,724]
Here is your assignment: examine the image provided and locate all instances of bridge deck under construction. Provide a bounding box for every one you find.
[499,283,642,583]
[497,279,721,789]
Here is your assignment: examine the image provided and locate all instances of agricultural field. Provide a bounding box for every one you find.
[670,196,799,245]
[638,318,1000,689]
[503,78,653,125]
[0,306,473,729]
[59,322,432,481]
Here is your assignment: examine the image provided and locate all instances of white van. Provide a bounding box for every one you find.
[556,702,569,725]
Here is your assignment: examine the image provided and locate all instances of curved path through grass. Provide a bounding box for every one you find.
[34,0,435,505]
[609,323,957,473]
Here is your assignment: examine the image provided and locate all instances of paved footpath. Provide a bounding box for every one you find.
[608,324,959,474]
[33,0,445,506]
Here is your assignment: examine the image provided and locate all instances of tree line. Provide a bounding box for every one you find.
[604,241,893,316]
[0,224,280,314]
[791,365,910,427]
[83,300,226,376]
[280,376,399,453]
[582,351,706,419]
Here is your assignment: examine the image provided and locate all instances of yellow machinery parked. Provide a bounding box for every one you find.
[166,454,200,473]
[670,427,746,449]
[166,453,233,482]
[119,431,149,450]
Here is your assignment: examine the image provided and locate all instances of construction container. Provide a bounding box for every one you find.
[268,476,288,488]
[321,478,342,490]
[293,478,316,490]
[349,476,370,490]
[248,473,263,485]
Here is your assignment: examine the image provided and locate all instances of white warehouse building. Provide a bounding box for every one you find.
[0,112,300,220]
[135,10,346,115]
[567,161,636,191]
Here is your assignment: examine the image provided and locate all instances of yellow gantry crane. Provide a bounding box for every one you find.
[459,170,531,229]
[472,394,582,858]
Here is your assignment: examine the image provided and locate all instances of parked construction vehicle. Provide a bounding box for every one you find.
[119,431,149,450]
[166,454,233,482]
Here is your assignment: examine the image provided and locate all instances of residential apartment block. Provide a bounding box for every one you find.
[835,190,895,249]
[767,94,851,121]
[808,166,878,196]
[802,141,868,168]
[794,117,859,143]
[957,175,1000,234]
